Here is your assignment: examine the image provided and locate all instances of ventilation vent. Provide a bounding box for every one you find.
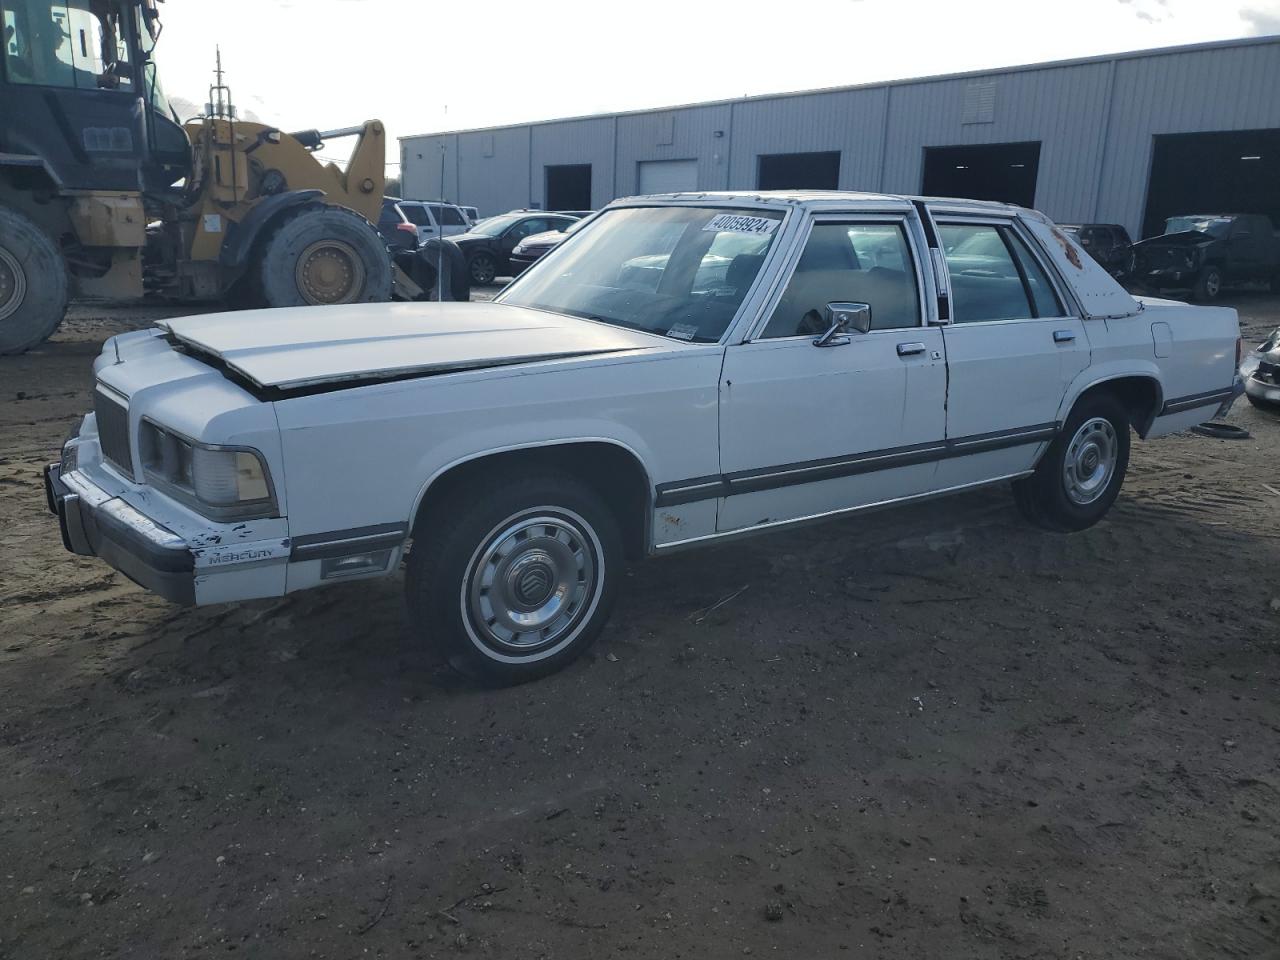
[962,81,997,124]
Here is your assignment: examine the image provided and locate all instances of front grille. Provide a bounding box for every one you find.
[94,388,132,474]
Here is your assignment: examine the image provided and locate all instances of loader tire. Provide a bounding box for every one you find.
[256,204,392,308]
[0,206,69,355]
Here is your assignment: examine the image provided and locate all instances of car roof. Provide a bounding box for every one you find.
[606,190,1030,216]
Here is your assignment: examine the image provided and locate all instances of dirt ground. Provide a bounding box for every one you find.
[2,293,1279,960]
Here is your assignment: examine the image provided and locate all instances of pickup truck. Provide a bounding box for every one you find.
[1131,213,1280,300]
[45,192,1244,684]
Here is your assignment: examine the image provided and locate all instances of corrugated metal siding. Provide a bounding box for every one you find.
[399,38,1280,235]
[615,104,734,195]
[530,117,615,209]
[727,88,888,191]
[881,60,1113,222]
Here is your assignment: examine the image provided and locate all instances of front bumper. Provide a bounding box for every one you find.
[44,462,197,605]
[1245,372,1280,405]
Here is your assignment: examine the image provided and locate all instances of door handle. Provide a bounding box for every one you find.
[896,341,927,356]
[1053,329,1076,343]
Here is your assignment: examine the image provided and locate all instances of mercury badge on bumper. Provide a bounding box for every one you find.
[47,192,1244,685]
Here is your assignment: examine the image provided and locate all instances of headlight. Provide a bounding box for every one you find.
[139,421,277,520]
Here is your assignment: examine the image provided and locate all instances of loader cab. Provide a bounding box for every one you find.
[0,0,189,191]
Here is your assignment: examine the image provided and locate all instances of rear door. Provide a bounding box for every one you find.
[931,215,1089,487]
[716,213,947,532]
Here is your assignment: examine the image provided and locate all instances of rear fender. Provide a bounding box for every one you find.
[1058,363,1164,437]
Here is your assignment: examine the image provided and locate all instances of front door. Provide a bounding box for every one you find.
[931,217,1090,486]
[717,217,947,532]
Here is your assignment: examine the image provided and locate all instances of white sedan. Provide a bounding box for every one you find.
[46,192,1243,683]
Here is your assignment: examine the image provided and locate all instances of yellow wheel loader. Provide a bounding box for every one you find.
[0,0,454,355]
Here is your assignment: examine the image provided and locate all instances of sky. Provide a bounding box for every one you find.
[152,0,1280,174]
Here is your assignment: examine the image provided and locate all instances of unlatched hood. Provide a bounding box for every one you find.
[157,302,663,393]
[1132,230,1216,249]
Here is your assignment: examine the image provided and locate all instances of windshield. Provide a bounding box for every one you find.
[471,214,522,236]
[499,206,783,343]
[1165,216,1232,237]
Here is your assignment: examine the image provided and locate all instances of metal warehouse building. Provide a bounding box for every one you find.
[400,36,1280,240]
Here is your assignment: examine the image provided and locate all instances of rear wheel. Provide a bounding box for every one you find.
[256,205,391,307]
[1192,264,1223,302]
[405,472,622,684]
[1013,393,1130,532]
[0,206,69,355]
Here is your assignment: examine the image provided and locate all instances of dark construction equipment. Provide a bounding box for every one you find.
[0,0,457,355]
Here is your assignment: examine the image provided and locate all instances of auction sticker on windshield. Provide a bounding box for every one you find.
[703,214,779,235]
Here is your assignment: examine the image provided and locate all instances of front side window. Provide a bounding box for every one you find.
[761,222,920,338]
[5,0,132,89]
[436,205,466,226]
[500,205,784,343]
[939,223,1062,323]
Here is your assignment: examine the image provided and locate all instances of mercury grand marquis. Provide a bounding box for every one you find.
[45,192,1244,682]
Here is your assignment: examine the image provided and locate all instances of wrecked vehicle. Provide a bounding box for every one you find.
[1244,326,1280,410]
[46,192,1244,683]
[1131,214,1280,301]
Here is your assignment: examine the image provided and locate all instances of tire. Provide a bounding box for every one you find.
[468,252,497,286]
[1013,392,1131,532]
[256,204,392,307]
[1247,392,1280,412]
[405,472,623,685]
[0,205,69,355]
[1192,264,1223,302]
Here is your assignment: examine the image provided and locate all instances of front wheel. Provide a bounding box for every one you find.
[1192,264,1223,302]
[468,252,497,285]
[405,473,622,684]
[1013,393,1130,532]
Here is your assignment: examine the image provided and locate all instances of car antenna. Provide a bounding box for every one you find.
[437,109,447,306]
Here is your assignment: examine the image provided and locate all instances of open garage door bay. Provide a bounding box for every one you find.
[1143,129,1280,239]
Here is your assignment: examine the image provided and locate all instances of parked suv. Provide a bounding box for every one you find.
[1131,213,1280,300]
[1059,224,1133,277]
[399,201,471,242]
[375,198,420,252]
[448,212,579,284]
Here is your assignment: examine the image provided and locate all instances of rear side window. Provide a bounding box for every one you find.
[763,222,920,337]
[401,205,434,227]
[938,223,1062,323]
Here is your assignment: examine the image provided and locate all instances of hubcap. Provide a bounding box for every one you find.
[0,246,28,323]
[295,239,365,305]
[1063,417,1118,505]
[471,257,495,284]
[1206,272,1220,297]
[463,510,601,657]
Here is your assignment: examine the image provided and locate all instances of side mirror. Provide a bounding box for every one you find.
[814,301,871,347]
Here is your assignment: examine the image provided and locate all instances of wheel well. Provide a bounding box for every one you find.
[1078,376,1162,437]
[413,443,652,560]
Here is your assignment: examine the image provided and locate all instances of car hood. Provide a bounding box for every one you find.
[446,231,490,244]
[1132,230,1216,249]
[157,302,664,393]
[519,230,565,248]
